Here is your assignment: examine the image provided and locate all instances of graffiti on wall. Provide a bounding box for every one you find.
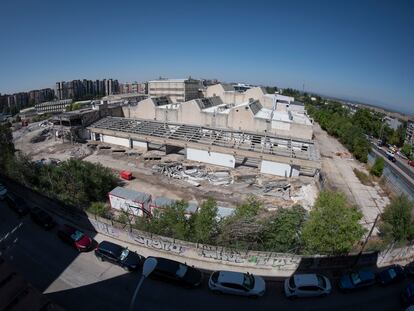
[90,219,120,238]
[128,233,187,255]
[198,245,301,270]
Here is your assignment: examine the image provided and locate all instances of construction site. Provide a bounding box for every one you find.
[12,82,321,214]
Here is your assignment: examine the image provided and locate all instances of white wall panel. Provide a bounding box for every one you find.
[102,135,130,148]
[132,140,148,150]
[186,148,235,168]
[260,160,291,177]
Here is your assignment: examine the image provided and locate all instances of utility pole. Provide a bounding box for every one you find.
[352,214,380,268]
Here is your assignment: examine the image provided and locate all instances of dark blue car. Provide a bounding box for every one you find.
[339,270,376,291]
[377,265,405,286]
[401,283,414,308]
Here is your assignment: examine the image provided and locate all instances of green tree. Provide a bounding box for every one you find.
[88,202,111,218]
[401,144,412,158]
[261,205,306,253]
[0,122,15,170]
[216,196,264,249]
[150,201,190,240]
[193,198,218,244]
[379,195,414,244]
[370,157,385,177]
[302,191,365,255]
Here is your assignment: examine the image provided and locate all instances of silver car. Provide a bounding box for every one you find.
[208,270,266,297]
[284,273,332,298]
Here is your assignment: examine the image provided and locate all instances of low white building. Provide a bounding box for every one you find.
[108,187,152,217]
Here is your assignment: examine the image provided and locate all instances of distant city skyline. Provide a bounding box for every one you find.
[0,0,413,114]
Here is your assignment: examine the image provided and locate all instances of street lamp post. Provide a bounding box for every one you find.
[128,257,157,311]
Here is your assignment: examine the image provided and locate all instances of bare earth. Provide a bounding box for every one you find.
[313,123,389,232]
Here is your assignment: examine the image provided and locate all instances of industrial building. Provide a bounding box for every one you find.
[148,78,201,102]
[34,99,73,114]
[123,94,313,140]
[88,116,320,177]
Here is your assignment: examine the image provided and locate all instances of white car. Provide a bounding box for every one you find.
[284,274,332,298]
[209,270,266,297]
[0,183,7,200]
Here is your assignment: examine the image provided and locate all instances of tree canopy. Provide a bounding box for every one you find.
[302,191,365,255]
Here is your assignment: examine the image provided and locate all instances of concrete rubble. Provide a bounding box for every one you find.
[255,180,292,200]
[152,162,233,186]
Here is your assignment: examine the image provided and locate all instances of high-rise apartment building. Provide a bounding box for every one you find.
[56,79,119,100]
[148,78,200,102]
[406,119,414,148]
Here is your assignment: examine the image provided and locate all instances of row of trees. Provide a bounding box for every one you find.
[307,101,408,162]
[104,191,366,255]
[2,153,119,208]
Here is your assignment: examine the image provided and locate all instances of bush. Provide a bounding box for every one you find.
[261,205,306,253]
[353,168,373,186]
[401,144,412,158]
[379,195,414,244]
[88,202,111,218]
[370,157,385,177]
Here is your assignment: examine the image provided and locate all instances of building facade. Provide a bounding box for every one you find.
[148,78,200,102]
[56,79,119,100]
[406,119,414,148]
[35,99,73,114]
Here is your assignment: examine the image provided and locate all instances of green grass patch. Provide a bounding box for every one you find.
[353,168,374,186]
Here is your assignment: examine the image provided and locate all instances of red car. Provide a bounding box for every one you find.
[408,160,414,168]
[57,224,93,251]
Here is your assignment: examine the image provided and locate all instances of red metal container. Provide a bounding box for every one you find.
[120,170,133,180]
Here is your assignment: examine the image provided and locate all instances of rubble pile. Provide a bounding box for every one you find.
[256,180,291,200]
[30,128,52,143]
[152,162,233,186]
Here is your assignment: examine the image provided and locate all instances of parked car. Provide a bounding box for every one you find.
[149,256,203,287]
[284,274,332,298]
[95,240,143,271]
[408,160,414,168]
[5,194,30,216]
[57,224,93,251]
[377,265,405,286]
[405,262,414,277]
[30,206,55,229]
[209,270,265,297]
[0,183,7,200]
[401,283,414,308]
[338,270,376,291]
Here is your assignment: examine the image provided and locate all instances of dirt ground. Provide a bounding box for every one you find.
[13,124,318,209]
[313,122,390,232]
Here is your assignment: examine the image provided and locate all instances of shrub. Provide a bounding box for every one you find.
[370,157,385,177]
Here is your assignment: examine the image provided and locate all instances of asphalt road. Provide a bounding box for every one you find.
[372,145,414,183]
[0,198,412,311]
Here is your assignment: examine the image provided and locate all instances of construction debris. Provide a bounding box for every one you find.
[255,180,291,200]
[152,162,233,186]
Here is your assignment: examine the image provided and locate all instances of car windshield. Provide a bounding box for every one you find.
[243,273,255,289]
[70,230,84,242]
[317,275,326,288]
[351,272,362,285]
[176,264,188,278]
[119,249,129,261]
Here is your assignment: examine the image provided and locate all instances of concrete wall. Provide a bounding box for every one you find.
[186,148,236,168]
[260,160,292,177]
[128,98,156,120]
[132,140,148,150]
[101,135,131,148]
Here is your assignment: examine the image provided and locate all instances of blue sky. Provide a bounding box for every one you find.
[1,0,413,114]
